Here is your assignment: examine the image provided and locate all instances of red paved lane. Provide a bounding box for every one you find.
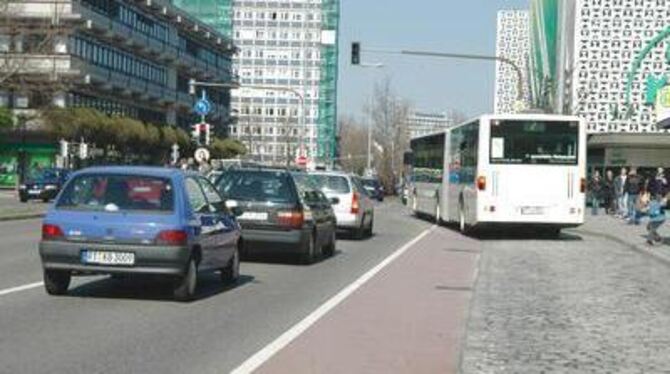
[256,226,481,374]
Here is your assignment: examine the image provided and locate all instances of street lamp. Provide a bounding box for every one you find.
[358,63,385,174]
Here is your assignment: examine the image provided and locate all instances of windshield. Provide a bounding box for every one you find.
[293,174,351,194]
[489,120,579,165]
[29,169,59,181]
[57,174,174,213]
[216,170,296,203]
[360,179,380,189]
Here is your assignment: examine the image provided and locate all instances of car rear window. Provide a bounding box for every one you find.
[57,174,174,213]
[293,174,351,194]
[361,179,380,188]
[216,170,296,203]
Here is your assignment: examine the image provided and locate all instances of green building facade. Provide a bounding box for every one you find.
[528,0,559,112]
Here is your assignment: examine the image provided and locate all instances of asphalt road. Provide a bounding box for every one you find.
[0,201,432,374]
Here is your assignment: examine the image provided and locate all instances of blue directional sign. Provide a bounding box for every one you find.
[194,98,212,117]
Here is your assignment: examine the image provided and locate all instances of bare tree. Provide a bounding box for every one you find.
[337,115,367,174]
[368,77,410,193]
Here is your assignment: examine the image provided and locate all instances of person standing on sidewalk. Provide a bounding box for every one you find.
[604,170,616,214]
[625,168,643,224]
[589,170,603,216]
[646,192,666,246]
[648,168,668,198]
[614,167,628,218]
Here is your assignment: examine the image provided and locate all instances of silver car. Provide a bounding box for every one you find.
[294,172,374,239]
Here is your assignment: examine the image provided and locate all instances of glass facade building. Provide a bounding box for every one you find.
[174,0,340,164]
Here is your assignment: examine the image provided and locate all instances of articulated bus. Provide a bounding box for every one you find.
[409,114,587,235]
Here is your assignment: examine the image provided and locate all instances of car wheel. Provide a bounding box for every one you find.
[42,197,50,203]
[43,269,71,295]
[354,215,366,240]
[365,216,374,237]
[20,198,28,203]
[323,229,336,257]
[173,258,197,302]
[301,233,316,264]
[221,245,240,285]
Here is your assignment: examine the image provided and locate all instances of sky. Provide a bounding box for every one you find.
[337,0,529,121]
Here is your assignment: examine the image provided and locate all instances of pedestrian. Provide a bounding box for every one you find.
[604,170,616,214]
[646,192,666,246]
[624,167,643,224]
[614,167,628,218]
[589,170,603,215]
[648,167,668,197]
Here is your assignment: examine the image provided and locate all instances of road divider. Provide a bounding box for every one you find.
[231,225,436,374]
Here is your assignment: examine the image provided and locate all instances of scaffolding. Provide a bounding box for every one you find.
[170,0,233,38]
[317,0,339,161]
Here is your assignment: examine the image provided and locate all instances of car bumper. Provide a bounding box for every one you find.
[39,240,191,276]
[241,228,311,254]
[335,212,362,229]
[19,189,58,200]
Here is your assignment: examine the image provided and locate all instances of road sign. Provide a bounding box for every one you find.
[194,148,210,163]
[194,98,212,117]
[296,155,307,166]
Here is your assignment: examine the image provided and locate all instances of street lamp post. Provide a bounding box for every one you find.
[358,63,384,174]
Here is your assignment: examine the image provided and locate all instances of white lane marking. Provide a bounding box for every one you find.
[0,282,44,297]
[231,225,436,374]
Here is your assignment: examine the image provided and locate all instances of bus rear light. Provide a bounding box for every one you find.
[570,207,577,215]
[477,176,486,191]
[580,178,586,193]
[490,205,496,212]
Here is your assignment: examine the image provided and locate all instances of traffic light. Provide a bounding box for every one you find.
[188,78,197,95]
[351,42,360,65]
[191,123,201,142]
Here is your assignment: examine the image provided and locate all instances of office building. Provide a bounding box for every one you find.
[494,10,530,114]
[0,0,236,187]
[174,0,340,164]
[406,110,456,139]
[529,0,670,170]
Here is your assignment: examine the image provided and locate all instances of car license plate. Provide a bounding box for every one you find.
[81,250,135,266]
[521,206,544,215]
[238,212,268,221]
[28,190,41,195]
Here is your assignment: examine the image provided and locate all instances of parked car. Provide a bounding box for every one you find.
[360,177,385,202]
[39,166,241,301]
[293,172,374,239]
[215,168,337,264]
[19,168,70,203]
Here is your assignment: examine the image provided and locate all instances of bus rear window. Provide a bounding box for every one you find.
[490,120,579,165]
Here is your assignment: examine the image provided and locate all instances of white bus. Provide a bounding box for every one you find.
[409,114,587,235]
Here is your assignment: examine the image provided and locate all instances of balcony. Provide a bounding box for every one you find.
[0,54,79,77]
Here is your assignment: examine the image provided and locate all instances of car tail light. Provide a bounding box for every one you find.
[277,211,304,229]
[42,224,64,241]
[477,176,486,191]
[580,178,586,193]
[351,192,360,214]
[156,230,188,246]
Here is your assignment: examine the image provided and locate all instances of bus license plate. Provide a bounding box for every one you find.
[82,250,135,266]
[521,207,544,215]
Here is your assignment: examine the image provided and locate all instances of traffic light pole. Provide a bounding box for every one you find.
[399,50,526,104]
[189,79,307,159]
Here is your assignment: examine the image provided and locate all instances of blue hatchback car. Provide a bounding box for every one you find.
[39,166,241,301]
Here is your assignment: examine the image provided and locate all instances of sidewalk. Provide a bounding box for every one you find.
[254,226,481,374]
[571,213,670,265]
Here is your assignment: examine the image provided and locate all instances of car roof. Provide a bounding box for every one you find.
[305,171,353,178]
[72,166,184,179]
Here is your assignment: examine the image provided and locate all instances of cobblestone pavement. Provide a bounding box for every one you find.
[461,233,670,374]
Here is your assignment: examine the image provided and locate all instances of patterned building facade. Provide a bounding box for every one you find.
[494,10,530,114]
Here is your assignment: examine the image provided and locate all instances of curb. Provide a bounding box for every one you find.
[0,213,45,222]
[570,227,670,267]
